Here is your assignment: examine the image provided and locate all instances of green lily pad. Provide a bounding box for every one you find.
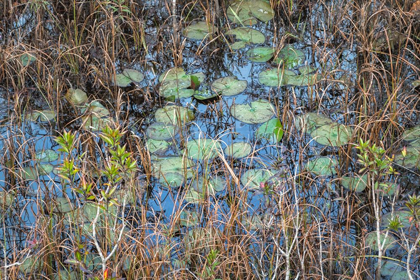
[82,115,111,131]
[65,88,88,105]
[155,105,195,125]
[39,163,54,175]
[122,68,144,82]
[226,27,265,47]
[402,125,420,142]
[274,45,305,68]
[20,167,39,180]
[294,112,334,133]
[26,110,56,122]
[191,176,227,195]
[391,271,409,280]
[0,190,15,207]
[113,74,131,87]
[179,210,200,227]
[395,146,420,169]
[36,149,59,162]
[246,47,274,62]
[310,124,353,146]
[256,118,284,142]
[286,73,320,86]
[211,76,247,96]
[341,174,368,192]
[159,67,187,82]
[152,156,195,179]
[231,41,248,50]
[230,100,274,124]
[159,79,193,98]
[19,256,39,273]
[183,21,217,40]
[20,53,36,66]
[258,68,295,87]
[365,231,397,251]
[146,139,169,154]
[412,80,420,88]
[146,122,178,140]
[184,138,222,160]
[54,197,74,213]
[184,188,203,204]
[193,89,219,100]
[84,101,110,117]
[376,182,398,196]
[227,0,274,24]
[306,157,338,176]
[224,142,252,159]
[159,172,185,188]
[375,261,403,277]
[381,210,414,229]
[240,169,279,191]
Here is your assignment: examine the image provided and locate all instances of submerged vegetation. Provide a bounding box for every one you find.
[0,0,419,279]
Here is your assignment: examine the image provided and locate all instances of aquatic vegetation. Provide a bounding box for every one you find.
[183,21,217,40]
[211,76,247,96]
[310,123,353,146]
[225,27,265,49]
[113,68,144,87]
[306,157,338,176]
[230,100,275,124]
[256,118,284,142]
[224,142,252,159]
[154,105,195,125]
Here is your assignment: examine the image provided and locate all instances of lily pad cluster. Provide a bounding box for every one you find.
[19,149,59,181]
[226,27,265,50]
[295,113,353,147]
[240,169,281,191]
[113,68,144,87]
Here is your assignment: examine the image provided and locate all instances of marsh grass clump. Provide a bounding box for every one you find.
[0,0,420,279]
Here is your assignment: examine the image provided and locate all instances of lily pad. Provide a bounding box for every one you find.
[381,210,414,229]
[0,190,15,207]
[365,231,397,251]
[224,142,252,159]
[159,68,187,82]
[226,27,265,48]
[146,139,169,154]
[231,41,248,50]
[184,138,222,160]
[20,167,39,180]
[341,174,368,192]
[27,110,56,122]
[412,80,420,88]
[36,150,59,162]
[211,76,247,96]
[258,68,295,87]
[152,156,195,179]
[20,53,36,66]
[159,172,185,188]
[39,163,54,175]
[159,79,193,99]
[310,124,353,146]
[122,68,144,82]
[83,101,110,117]
[402,125,420,142]
[179,210,200,227]
[375,261,403,277]
[241,169,280,191]
[298,65,317,75]
[193,89,219,100]
[274,45,305,68]
[230,100,274,124]
[146,122,178,140]
[286,73,320,86]
[184,188,203,204]
[54,197,74,213]
[65,88,88,105]
[227,1,274,24]
[306,157,338,176]
[82,115,111,131]
[191,176,227,195]
[395,146,420,169]
[294,112,334,133]
[246,47,274,62]
[256,118,283,142]
[391,271,409,280]
[155,105,195,125]
[183,21,217,40]
[376,182,398,196]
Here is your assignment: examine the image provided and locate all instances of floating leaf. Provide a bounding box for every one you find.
[159,172,185,188]
[294,112,334,133]
[26,110,56,122]
[310,123,353,146]
[122,68,144,83]
[365,231,397,251]
[286,72,320,86]
[211,76,247,96]
[0,190,15,207]
[391,271,409,280]
[152,156,195,179]
[113,73,132,87]
[256,118,283,142]
[82,115,111,131]
[298,65,317,75]
[412,80,420,88]
[258,68,295,87]
[39,163,54,175]
[306,157,338,176]
[83,101,110,117]
[155,105,195,125]
[183,21,217,40]
[65,88,88,105]
[375,261,403,277]
[193,89,219,100]
[231,100,274,124]
[146,122,178,140]
[54,197,74,213]
[240,169,280,191]
[20,53,36,66]
[19,256,39,273]
[246,47,274,62]
[381,210,414,229]
[226,27,265,48]
[179,210,200,227]
[395,146,420,169]
[159,79,193,98]
[36,150,59,162]
[341,174,368,192]
[20,167,39,180]
[376,182,397,196]
[146,139,169,154]
[184,138,222,160]
[402,125,420,142]
[231,41,247,50]
[224,142,252,159]
[184,188,203,204]
[191,176,227,195]
[159,68,187,82]
[274,45,305,68]
[227,0,274,24]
